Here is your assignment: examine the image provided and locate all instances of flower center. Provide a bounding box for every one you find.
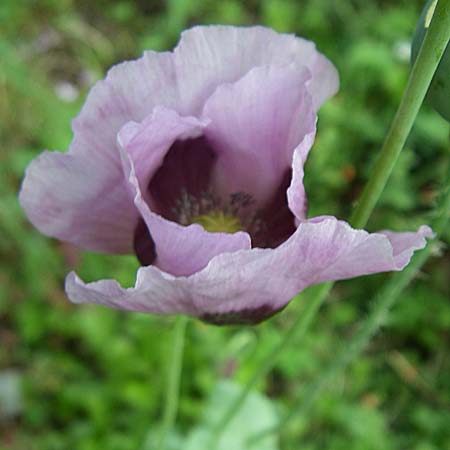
[172,189,256,234]
[146,136,297,251]
[192,211,243,233]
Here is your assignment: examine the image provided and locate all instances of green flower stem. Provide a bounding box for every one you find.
[350,0,450,229]
[157,316,188,450]
[249,162,450,445]
[209,1,450,446]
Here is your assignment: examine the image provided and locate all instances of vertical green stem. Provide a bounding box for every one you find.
[158,316,188,450]
[350,0,450,229]
[209,1,450,447]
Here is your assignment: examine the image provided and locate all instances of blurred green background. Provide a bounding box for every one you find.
[1,0,449,449]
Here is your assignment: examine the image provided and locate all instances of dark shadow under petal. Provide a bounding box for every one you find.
[201,303,287,325]
[251,170,297,249]
[133,217,157,266]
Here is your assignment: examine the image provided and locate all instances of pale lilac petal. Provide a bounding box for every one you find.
[73,51,178,169]
[189,218,432,316]
[19,52,178,253]
[19,151,136,253]
[118,110,251,277]
[65,218,431,324]
[309,51,341,109]
[301,220,432,284]
[203,64,316,206]
[66,269,197,315]
[286,129,317,220]
[175,25,339,113]
[377,226,434,268]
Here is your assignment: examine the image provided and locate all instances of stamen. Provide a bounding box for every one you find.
[172,189,258,234]
[170,182,293,248]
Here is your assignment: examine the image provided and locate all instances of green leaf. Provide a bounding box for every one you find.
[184,381,279,450]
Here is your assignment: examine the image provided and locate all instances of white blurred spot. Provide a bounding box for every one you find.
[393,40,411,63]
[54,81,79,102]
[0,370,23,419]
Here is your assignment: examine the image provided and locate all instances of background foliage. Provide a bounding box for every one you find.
[1,0,449,449]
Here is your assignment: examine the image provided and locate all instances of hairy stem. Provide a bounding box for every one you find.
[350,0,450,229]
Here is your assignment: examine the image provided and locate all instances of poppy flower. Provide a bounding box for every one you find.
[19,26,432,325]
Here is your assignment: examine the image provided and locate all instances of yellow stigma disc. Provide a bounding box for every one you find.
[193,211,242,233]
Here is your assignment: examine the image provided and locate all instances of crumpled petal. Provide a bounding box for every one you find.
[66,268,196,315]
[376,227,436,268]
[203,64,316,206]
[65,218,432,324]
[118,108,251,276]
[175,25,339,113]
